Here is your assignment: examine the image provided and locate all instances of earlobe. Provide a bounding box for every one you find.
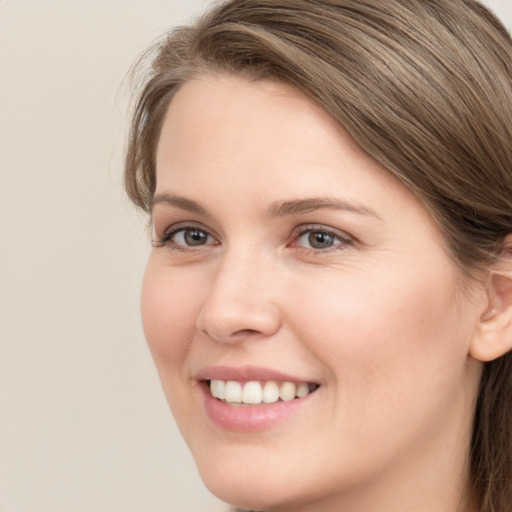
[470,244,512,362]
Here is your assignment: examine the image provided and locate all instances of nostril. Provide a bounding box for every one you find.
[231,328,261,337]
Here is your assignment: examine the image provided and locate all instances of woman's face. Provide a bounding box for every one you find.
[143,75,484,511]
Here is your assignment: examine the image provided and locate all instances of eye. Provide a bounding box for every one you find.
[300,231,337,249]
[173,228,213,246]
[290,226,351,252]
[153,225,218,249]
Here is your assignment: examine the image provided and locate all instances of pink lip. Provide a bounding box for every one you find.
[195,365,317,384]
[195,366,319,432]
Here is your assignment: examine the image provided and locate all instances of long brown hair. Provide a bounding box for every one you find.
[124,1,512,509]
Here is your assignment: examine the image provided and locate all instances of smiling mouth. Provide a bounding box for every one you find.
[207,379,319,406]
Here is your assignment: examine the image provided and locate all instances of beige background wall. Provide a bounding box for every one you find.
[1,1,510,511]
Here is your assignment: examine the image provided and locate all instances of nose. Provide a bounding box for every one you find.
[196,250,282,344]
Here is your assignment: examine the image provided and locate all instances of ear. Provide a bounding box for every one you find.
[470,239,512,362]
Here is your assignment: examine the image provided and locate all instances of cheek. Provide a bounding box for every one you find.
[140,257,201,371]
[285,265,468,423]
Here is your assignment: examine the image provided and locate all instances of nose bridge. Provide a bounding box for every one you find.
[196,245,281,342]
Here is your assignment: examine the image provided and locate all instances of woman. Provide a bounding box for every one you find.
[124,1,512,511]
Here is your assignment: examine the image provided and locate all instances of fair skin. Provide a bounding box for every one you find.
[142,74,492,512]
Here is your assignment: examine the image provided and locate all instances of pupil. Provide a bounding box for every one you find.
[308,231,333,249]
[185,229,207,246]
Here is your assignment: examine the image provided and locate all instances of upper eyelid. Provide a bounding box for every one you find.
[158,221,216,238]
[290,223,353,240]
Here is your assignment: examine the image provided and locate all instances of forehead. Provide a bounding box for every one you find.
[155,74,392,197]
[156,74,341,164]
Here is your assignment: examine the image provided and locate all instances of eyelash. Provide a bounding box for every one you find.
[152,223,352,254]
[152,223,218,250]
[289,225,352,254]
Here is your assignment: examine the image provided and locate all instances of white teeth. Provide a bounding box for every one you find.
[279,382,296,402]
[209,379,315,405]
[210,379,226,399]
[224,381,243,403]
[262,381,280,404]
[242,381,262,404]
[296,383,310,398]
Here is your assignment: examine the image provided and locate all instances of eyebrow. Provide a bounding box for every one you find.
[150,193,208,215]
[150,193,380,220]
[266,197,380,219]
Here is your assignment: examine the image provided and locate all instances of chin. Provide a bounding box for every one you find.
[193,448,305,511]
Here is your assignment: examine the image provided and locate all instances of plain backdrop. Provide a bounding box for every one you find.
[0,1,510,511]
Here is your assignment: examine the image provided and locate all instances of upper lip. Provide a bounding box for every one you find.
[195,365,319,384]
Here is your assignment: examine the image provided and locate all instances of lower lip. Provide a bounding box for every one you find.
[200,382,315,432]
